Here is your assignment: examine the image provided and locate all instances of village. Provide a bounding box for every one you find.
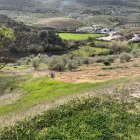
[76,25,140,42]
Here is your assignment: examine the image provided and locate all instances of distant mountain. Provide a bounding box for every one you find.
[0,0,140,12]
[0,0,140,27]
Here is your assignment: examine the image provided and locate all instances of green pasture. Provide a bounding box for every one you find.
[0,74,129,116]
[71,46,109,57]
[58,33,105,40]
[0,75,100,115]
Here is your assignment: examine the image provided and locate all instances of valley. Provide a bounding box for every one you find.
[0,0,140,139]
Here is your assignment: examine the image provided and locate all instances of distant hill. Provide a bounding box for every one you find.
[34,17,83,30]
[0,0,140,12]
[0,0,140,27]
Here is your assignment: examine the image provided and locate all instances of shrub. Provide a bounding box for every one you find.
[103,59,111,66]
[88,42,95,47]
[120,52,132,62]
[83,57,93,65]
[94,41,108,48]
[48,56,66,71]
[94,55,117,65]
[131,48,140,58]
[32,58,40,70]
[67,60,78,71]
[111,41,129,53]
[87,37,94,42]
[94,56,105,63]
[105,55,117,62]
[16,57,31,65]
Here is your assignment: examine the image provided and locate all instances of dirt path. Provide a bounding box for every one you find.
[1,58,140,83]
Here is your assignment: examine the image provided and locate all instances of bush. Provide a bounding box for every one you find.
[32,58,40,70]
[111,41,129,53]
[106,55,117,62]
[67,60,78,71]
[88,42,95,47]
[120,52,132,62]
[83,57,93,65]
[94,56,105,63]
[94,41,109,48]
[95,55,117,64]
[48,56,66,71]
[131,48,140,58]
[103,59,111,66]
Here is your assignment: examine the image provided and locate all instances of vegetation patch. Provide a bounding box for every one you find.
[0,76,100,115]
[1,96,140,140]
[102,65,128,70]
[71,46,109,57]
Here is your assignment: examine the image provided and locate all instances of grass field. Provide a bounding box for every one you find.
[58,33,105,40]
[0,75,101,116]
[71,46,109,57]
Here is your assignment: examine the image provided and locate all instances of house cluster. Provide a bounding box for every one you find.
[76,26,114,34]
[76,26,140,43]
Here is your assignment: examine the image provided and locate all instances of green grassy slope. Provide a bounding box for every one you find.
[1,95,140,140]
[0,74,130,116]
[0,75,99,115]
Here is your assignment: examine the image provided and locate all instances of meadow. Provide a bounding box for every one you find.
[0,75,105,116]
[70,46,109,57]
[58,33,105,40]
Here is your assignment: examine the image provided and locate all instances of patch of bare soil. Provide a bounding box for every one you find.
[34,17,82,29]
[32,58,140,83]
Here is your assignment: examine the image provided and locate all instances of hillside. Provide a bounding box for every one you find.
[34,17,83,30]
[1,1,140,139]
[0,14,66,56]
[0,0,140,12]
[0,0,140,27]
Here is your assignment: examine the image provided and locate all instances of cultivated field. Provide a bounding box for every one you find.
[58,33,105,40]
[34,18,83,30]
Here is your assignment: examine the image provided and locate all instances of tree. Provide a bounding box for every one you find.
[0,25,15,70]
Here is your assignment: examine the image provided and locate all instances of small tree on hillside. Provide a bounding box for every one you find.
[0,25,15,70]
